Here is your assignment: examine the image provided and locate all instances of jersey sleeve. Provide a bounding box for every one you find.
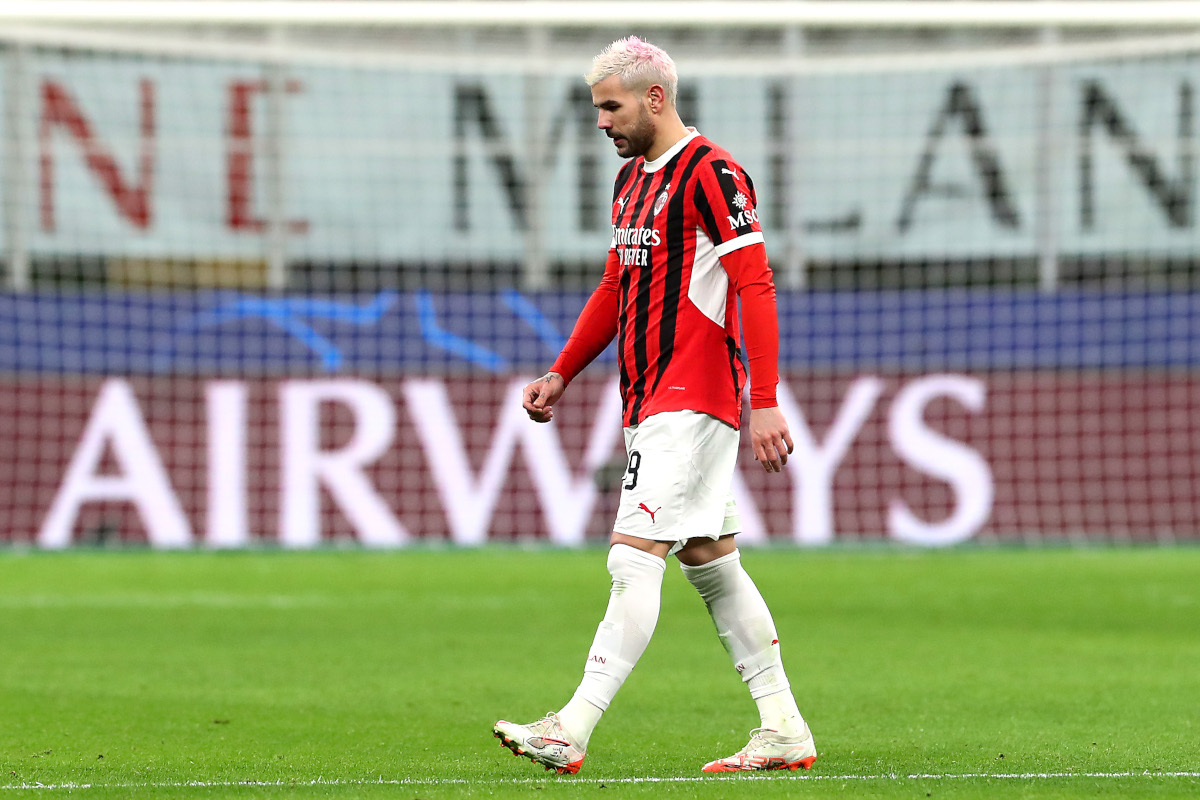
[549,249,620,385]
[693,158,765,257]
[720,242,780,409]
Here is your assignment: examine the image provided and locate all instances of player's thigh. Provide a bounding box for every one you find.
[610,532,673,559]
[675,533,738,567]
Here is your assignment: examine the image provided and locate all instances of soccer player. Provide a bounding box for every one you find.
[493,36,816,775]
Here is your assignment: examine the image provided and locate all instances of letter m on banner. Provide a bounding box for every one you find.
[40,78,156,231]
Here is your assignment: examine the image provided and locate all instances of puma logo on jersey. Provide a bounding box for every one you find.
[638,503,662,523]
[721,167,740,180]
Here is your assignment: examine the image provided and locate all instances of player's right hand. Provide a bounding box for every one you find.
[523,372,566,423]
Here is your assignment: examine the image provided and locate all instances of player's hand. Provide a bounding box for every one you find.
[522,372,566,423]
[749,406,794,473]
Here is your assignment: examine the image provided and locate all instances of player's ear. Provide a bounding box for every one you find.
[646,84,665,113]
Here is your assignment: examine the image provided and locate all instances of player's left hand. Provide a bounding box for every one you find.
[749,406,794,473]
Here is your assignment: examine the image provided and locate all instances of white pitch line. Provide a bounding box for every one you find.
[4,772,1200,790]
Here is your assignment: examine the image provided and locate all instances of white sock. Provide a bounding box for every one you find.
[681,550,808,741]
[556,544,666,749]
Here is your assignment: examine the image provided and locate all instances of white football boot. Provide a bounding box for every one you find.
[701,726,817,773]
[493,713,586,775]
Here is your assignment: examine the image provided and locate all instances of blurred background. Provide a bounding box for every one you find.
[1,0,1197,549]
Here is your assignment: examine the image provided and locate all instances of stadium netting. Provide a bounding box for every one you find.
[1,3,1198,547]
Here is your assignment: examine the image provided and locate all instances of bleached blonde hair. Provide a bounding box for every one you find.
[585,36,678,106]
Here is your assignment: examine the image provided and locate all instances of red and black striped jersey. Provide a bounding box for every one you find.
[552,129,780,429]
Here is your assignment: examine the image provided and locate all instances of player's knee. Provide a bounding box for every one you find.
[679,548,742,600]
[607,542,666,591]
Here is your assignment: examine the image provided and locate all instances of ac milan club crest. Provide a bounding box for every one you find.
[653,184,670,215]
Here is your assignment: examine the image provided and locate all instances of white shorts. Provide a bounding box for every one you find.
[613,410,741,552]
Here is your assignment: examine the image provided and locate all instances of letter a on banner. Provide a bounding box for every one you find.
[896,81,1020,233]
[39,379,192,549]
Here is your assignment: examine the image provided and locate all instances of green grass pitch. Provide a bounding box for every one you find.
[1,546,1198,799]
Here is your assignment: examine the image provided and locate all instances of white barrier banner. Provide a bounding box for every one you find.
[4,54,1198,261]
